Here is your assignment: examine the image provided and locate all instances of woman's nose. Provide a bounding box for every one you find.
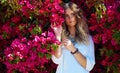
[67,16,72,21]
[69,15,72,19]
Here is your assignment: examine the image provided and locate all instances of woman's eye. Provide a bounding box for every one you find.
[71,13,75,16]
[65,13,75,19]
[65,15,69,18]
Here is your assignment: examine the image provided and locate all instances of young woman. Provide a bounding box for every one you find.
[52,2,95,73]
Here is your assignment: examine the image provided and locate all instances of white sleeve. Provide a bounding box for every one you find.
[86,36,95,71]
[52,54,63,64]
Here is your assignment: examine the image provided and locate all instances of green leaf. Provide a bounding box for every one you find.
[21,58,25,62]
[41,44,45,48]
[12,70,16,73]
[12,70,20,73]
[117,7,120,13]
[32,47,36,52]
[107,66,110,73]
[0,0,7,4]
[99,48,114,56]
[31,25,42,35]
[10,57,19,64]
[43,22,50,29]
[99,48,106,56]
[25,32,30,39]
[112,31,120,44]
[2,31,8,39]
[14,57,19,63]
[50,0,53,3]
[19,25,24,30]
[29,14,34,20]
[45,53,52,59]
[10,22,16,27]
[104,22,112,28]
[95,3,106,21]
[38,52,44,57]
[33,20,39,25]
[112,65,118,73]
[46,44,51,50]
[51,44,58,51]
[106,49,114,56]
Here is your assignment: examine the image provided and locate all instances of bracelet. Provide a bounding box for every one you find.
[71,48,78,54]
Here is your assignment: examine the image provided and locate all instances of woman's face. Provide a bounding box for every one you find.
[65,8,77,27]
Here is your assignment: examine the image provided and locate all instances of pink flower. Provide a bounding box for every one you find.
[54,3,61,10]
[4,47,12,56]
[11,16,21,23]
[93,34,101,44]
[111,39,117,46]
[21,6,30,18]
[47,31,55,38]
[34,36,40,42]
[26,2,34,10]
[41,37,46,44]
[41,32,47,37]
[16,52,23,59]
[39,9,45,14]
[2,22,12,34]
[11,39,21,48]
[101,34,108,44]
[7,54,14,61]
[89,25,99,31]
[21,37,27,43]
[51,13,59,21]
[101,56,110,66]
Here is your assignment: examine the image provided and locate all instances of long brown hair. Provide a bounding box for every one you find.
[62,2,89,44]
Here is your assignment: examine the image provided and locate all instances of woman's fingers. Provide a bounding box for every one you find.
[51,23,62,33]
[62,39,71,46]
[62,41,67,46]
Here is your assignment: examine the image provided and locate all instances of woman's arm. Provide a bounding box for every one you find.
[62,38,86,68]
[65,42,87,68]
[54,36,62,58]
[62,36,95,70]
[51,25,63,58]
[72,48,87,68]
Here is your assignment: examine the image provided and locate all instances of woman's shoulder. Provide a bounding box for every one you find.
[88,35,94,43]
[76,35,93,46]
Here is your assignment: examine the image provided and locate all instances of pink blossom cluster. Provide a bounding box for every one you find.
[1,0,64,73]
[4,31,59,73]
[89,0,120,47]
[39,0,64,27]
[87,0,120,73]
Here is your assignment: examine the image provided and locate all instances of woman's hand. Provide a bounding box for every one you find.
[62,38,76,52]
[51,23,62,58]
[51,24,62,41]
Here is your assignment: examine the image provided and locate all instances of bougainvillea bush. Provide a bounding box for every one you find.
[0,0,120,73]
[0,0,64,73]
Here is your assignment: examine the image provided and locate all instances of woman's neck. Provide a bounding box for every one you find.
[68,26,76,38]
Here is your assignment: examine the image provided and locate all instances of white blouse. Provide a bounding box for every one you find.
[52,36,95,73]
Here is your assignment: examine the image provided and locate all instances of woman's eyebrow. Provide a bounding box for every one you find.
[65,12,74,15]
